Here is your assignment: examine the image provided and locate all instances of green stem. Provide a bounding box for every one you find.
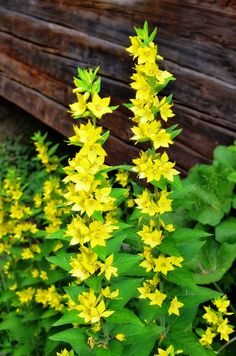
[216,336,236,354]
[158,278,165,329]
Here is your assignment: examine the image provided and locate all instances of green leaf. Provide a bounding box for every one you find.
[106,233,127,256]
[227,171,236,183]
[108,308,143,325]
[169,330,212,356]
[47,252,74,271]
[53,310,84,326]
[114,254,142,275]
[110,188,129,205]
[157,236,180,256]
[50,327,85,344]
[189,239,236,284]
[166,267,196,287]
[85,274,103,293]
[64,285,87,303]
[110,277,143,308]
[46,229,69,242]
[215,217,236,244]
[112,324,163,356]
[173,228,212,243]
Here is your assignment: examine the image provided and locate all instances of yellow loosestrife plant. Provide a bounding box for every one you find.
[0,21,234,356]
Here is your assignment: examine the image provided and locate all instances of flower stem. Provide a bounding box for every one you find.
[216,336,236,354]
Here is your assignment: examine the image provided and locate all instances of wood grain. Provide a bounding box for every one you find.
[0,0,235,173]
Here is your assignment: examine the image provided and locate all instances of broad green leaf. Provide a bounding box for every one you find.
[114,254,142,275]
[64,285,87,303]
[53,310,84,326]
[47,252,75,271]
[166,267,196,287]
[49,327,85,344]
[46,229,69,242]
[215,217,236,244]
[189,239,236,284]
[179,239,206,262]
[85,275,103,293]
[106,233,127,256]
[108,308,143,325]
[112,324,163,356]
[157,236,180,256]
[172,228,212,243]
[110,277,143,307]
[169,330,214,356]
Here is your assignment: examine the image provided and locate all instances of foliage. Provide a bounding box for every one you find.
[0,21,235,356]
[172,142,236,286]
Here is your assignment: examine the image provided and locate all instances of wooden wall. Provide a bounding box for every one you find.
[0,0,235,174]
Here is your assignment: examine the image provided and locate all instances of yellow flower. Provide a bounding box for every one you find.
[139,247,155,272]
[90,300,114,323]
[131,121,161,143]
[213,296,230,314]
[99,255,118,280]
[39,270,48,281]
[56,348,71,356]
[203,306,219,325]
[88,220,118,248]
[115,333,126,342]
[168,296,184,316]
[138,221,163,248]
[69,121,102,145]
[135,190,159,216]
[199,327,216,347]
[148,289,167,307]
[21,248,34,260]
[31,269,39,278]
[133,151,154,181]
[137,45,157,64]
[157,152,179,182]
[77,290,114,323]
[130,73,151,101]
[115,170,129,187]
[138,282,151,299]
[157,190,172,214]
[16,287,35,304]
[155,97,175,122]
[69,92,89,117]
[152,129,173,150]
[87,93,112,119]
[154,345,174,356]
[136,62,159,77]
[217,318,234,341]
[102,286,119,299]
[130,99,154,123]
[69,246,99,282]
[156,69,173,84]
[35,289,49,307]
[154,254,175,275]
[126,36,142,57]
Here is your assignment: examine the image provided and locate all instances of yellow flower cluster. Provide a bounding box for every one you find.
[76,289,114,324]
[200,296,234,347]
[16,285,63,311]
[34,285,63,311]
[33,132,59,172]
[64,68,120,328]
[126,27,184,316]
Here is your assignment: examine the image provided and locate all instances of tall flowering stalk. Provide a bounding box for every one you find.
[126,22,184,315]
[50,22,233,356]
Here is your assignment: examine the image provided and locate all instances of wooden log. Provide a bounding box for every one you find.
[0,1,235,173]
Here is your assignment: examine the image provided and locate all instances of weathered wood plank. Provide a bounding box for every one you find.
[0,1,235,173]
